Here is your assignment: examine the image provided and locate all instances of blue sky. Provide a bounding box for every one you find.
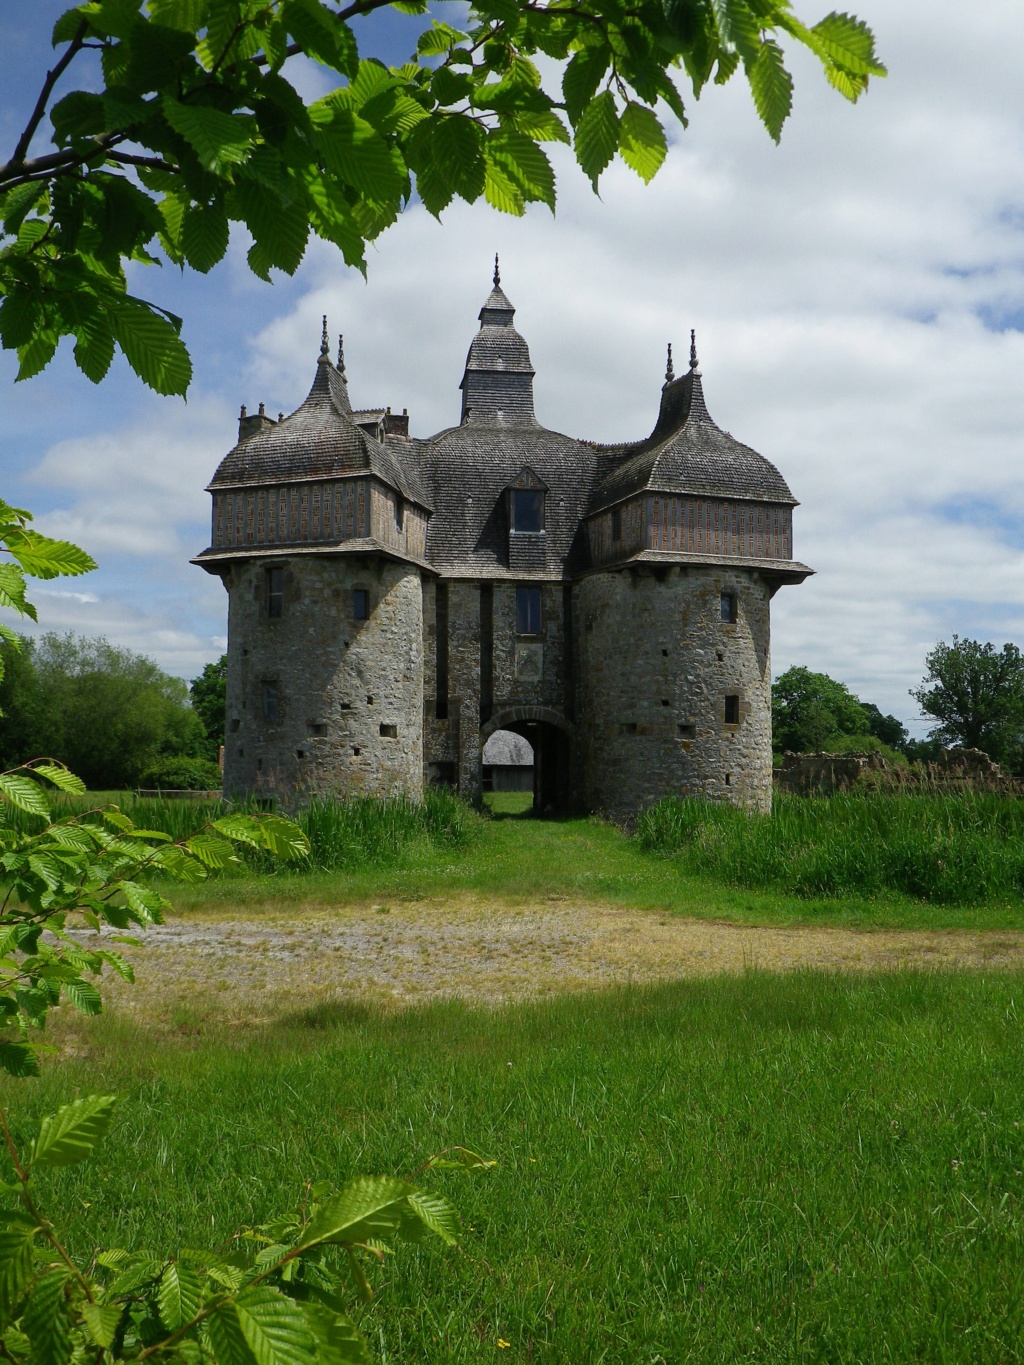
[4,2,1024,737]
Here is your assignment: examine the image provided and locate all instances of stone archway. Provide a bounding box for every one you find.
[481,707,574,813]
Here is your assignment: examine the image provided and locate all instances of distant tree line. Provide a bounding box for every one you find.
[775,636,1024,773]
[0,633,226,791]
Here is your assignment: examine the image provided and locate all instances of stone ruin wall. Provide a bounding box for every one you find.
[775,747,1023,796]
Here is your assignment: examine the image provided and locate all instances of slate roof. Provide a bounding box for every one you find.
[588,366,796,514]
[200,274,806,581]
[208,351,431,509]
[421,422,597,576]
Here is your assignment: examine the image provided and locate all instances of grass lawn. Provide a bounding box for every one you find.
[14,970,1024,1362]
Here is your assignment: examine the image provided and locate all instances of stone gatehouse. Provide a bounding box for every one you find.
[193,264,811,818]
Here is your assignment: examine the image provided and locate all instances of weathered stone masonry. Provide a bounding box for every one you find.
[194,271,811,818]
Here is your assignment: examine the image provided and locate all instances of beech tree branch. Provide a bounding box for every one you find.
[8,20,89,171]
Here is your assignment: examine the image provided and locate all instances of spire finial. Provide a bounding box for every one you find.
[665,342,674,384]
[689,328,698,371]
[337,334,346,377]
[320,315,329,359]
[493,253,500,287]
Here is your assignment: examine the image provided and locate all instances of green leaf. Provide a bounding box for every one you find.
[282,0,358,77]
[0,1043,40,1079]
[231,179,310,275]
[302,1304,371,1365]
[210,1288,314,1365]
[482,152,523,215]
[52,8,89,46]
[311,110,406,200]
[162,98,253,174]
[22,1270,71,1365]
[0,776,50,818]
[81,1303,123,1350]
[416,22,468,57]
[31,1094,116,1170]
[50,90,106,144]
[158,1262,202,1332]
[181,202,230,273]
[62,979,102,1016]
[0,566,37,623]
[574,91,619,188]
[3,530,95,580]
[562,47,608,125]
[27,765,86,796]
[810,11,887,78]
[486,131,555,210]
[254,816,310,860]
[184,833,238,870]
[708,0,760,61]
[0,1212,38,1324]
[618,103,667,182]
[301,1176,411,1248]
[108,301,192,396]
[16,332,59,385]
[405,1191,459,1245]
[1,183,47,234]
[747,39,793,141]
[73,314,116,385]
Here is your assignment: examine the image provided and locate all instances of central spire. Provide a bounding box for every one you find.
[459,262,536,425]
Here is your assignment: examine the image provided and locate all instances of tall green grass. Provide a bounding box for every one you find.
[636,791,1024,904]
[2,788,474,872]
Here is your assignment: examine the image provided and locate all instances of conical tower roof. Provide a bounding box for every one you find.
[589,332,796,512]
[208,318,429,507]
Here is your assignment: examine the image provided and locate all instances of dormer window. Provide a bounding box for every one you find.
[508,468,547,534]
[511,489,543,532]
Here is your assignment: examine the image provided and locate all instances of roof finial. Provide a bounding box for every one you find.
[320,315,330,359]
[493,253,500,287]
[665,342,674,384]
[689,328,698,371]
[337,333,346,377]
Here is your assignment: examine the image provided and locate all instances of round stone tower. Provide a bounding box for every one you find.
[575,335,808,818]
[193,322,431,803]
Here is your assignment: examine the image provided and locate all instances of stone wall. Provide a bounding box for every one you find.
[223,554,423,802]
[574,565,773,820]
[421,577,575,803]
[775,747,1022,796]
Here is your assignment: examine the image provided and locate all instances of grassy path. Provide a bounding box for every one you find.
[75,896,1024,1032]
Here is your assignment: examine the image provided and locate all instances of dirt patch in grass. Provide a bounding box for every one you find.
[72,898,1024,1030]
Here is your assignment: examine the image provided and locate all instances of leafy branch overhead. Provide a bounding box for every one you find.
[0,0,885,396]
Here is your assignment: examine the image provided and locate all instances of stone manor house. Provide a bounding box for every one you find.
[193,265,811,818]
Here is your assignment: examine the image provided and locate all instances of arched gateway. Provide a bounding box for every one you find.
[194,263,811,819]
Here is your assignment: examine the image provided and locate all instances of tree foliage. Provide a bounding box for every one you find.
[0,1,885,395]
[772,666,911,755]
[772,665,870,753]
[190,653,227,761]
[0,633,207,790]
[911,636,1024,763]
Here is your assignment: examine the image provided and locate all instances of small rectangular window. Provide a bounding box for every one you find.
[511,489,544,533]
[678,723,696,739]
[720,591,737,623]
[262,681,280,721]
[396,498,404,531]
[353,588,369,620]
[516,585,542,635]
[611,507,622,541]
[379,723,398,738]
[267,567,283,618]
[724,694,740,725]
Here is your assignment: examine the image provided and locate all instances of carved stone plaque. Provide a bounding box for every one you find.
[515,643,543,681]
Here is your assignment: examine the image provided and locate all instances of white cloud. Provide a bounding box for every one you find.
[11,0,1024,733]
